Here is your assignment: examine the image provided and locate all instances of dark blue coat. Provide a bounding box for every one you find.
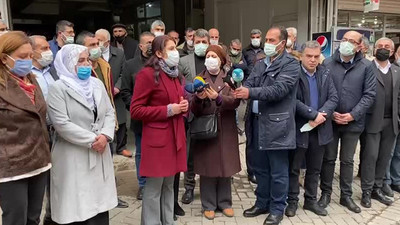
[323,50,376,132]
[244,51,300,150]
[295,65,338,148]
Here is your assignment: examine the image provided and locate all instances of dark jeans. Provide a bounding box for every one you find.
[184,119,195,191]
[64,211,109,225]
[135,133,146,187]
[251,116,289,215]
[200,176,232,211]
[0,171,48,225]
[361,118,396,192]
[320,126,361,198]
[115,123,128,154]
[288,130,325,204]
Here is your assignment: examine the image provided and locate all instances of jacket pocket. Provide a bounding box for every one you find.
[145,122,168,148]
[267,112,290,145]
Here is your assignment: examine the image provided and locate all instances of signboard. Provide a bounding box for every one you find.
[364,0,380,13]
[312,32,332,59]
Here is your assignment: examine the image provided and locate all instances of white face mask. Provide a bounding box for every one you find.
[286,39,293,48]
[89,47,102,60]
[165,50,180,67]
[230,49,239,56]
[205,57,220,74]
[154,31,164,37]
[37,50,54,67]
[187,39,194,47]
[264,41,283,57]
[210,39,219,45]
[99,41,109,54]
[339,41,356,57]
[251,38,261,47]
[62,33,74,44]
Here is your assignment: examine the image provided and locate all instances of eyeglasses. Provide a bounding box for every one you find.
[341,38,360,45]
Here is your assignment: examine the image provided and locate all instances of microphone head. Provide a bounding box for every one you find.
[232,68,244,83]
[184,83,195,93]
[194,76,206,84]
[193,79,205,91]
[223,75,237,90]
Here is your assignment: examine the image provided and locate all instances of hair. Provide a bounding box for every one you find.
[168,30,179,36]
[300,40,321,53]
[139,31,155,43]
[231,39,241,46]
[151,20,165,30]
[375,37,395,50]
[95,29,111,41]
[185,27,194,35]
[29,35,47,49]
[0,31,32,85]
[286,27,297,37]
[250,29,262,36]
[145,35,182,84]
[194,28,209,42]
[76,31,95,46]
[56,20,74,33]
[269,25,288,43]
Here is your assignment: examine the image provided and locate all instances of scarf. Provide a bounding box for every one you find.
[159,60,179,78]
[9,73,36,105]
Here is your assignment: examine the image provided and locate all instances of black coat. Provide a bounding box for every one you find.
[111,36,138,61]
[295,65,338,148]
[242,45,265,77]
[120,53,148,133]
[365,63,400,135]
[323,50,376,132]
[244,51,300,150]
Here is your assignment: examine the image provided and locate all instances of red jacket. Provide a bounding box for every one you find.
[130,67,187,177]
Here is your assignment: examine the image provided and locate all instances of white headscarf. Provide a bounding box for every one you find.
[54,44,96,110]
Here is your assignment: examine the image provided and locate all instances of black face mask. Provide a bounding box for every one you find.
[376,48,391,61]
[146,44,153,56]
[115,36,125,44]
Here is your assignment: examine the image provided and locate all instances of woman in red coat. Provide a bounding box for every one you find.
[130,35,188,225]
[192,45,241,220]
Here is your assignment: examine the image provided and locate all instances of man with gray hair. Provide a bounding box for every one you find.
[48,20,75,57]
[151,20,165,37]
[243,29,265,82]
[360,37,400,208]
[285,41,338,217]
[286,27,300,52]
[360,36,374,61]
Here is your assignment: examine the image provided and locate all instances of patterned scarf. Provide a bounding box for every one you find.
[159,60,179,78]
[9,73,36,105]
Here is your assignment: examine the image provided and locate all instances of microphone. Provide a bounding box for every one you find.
[223,75,237,90]
[184,76,208,93]
[232,68,244,87]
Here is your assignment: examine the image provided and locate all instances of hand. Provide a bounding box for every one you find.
[114,87,120,95]
[341,113,354,122]
[196,91,207,99]
[314,112,327,125]
[92,135,108,153]
[309,120,319,128]
[333,112,348,125]
[171,103,182,115]
[179,97,189,113]
[233,87,249,99]
[205,87,218,100]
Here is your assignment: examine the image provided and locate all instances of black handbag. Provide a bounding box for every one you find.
[190,112,218,140]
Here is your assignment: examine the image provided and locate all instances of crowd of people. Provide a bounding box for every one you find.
[1,17,400,225]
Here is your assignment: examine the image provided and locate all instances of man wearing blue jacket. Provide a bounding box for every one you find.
[285,41,338,217]
[319,31,376,213]
[234,26,300,225]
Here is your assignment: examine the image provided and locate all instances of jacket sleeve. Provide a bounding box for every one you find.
[295,84,318,120]
[248,60,300,102]
[178,58,191,80]
[98,80,116,140]
[120,61,133,110]
[244,60,261,88]
[130,69,168,122]
[349,63,377,121]
[47,82,97,148]
[319,74,338,117]
[114,54,126,89]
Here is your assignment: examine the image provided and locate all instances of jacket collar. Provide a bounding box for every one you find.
[333,49,363,65]
[109,46,118,57]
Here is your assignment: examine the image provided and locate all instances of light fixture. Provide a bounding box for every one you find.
[358,23,362,27]
[374,20,378,25]
[361,19,365,23]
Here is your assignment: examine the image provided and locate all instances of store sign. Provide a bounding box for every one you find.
[364,0,380,12]
[312,32,332,59]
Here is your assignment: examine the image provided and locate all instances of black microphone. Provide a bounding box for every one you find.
[223,75,237,90]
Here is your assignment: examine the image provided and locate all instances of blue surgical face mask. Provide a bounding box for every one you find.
[6,55,32,77]
[77,66,92,80]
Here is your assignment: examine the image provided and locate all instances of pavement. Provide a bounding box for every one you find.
[2,104,400,225]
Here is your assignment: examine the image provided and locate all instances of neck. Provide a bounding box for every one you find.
[33,61,43,70]
[56,36,64,47]
[341,54,354,63]
[377,59,389,68]
[209,69,220,75]
[141,52,149,59]
[92,60,98,69]
[271,51,282,62]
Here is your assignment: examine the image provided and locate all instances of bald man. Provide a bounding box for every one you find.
[319,31,376,213]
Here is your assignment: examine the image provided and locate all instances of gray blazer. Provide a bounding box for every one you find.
[108,46,127,124]
[365,63,400,135]
[179,53,197,83]
[47,78,117,224]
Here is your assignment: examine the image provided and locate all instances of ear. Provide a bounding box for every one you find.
[155,50,163,58]
[0,53,7,65]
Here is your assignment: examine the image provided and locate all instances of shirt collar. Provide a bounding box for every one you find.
[374,59,391,74]
[301,65,316,77]
[340,55,354,64]
[32,65,51,74]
